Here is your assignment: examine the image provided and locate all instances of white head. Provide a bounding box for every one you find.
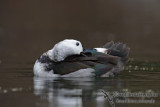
[48,39,83,62]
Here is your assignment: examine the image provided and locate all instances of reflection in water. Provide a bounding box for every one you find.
[33,73,160,107]
[34,77,83,107]
[33,77,116,107]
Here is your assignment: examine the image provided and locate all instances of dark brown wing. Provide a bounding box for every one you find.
[52,54,119,76]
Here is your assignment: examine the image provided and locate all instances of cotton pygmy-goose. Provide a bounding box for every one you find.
[33,39,130,77]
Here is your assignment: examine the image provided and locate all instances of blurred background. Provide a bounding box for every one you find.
[0,0,160,62]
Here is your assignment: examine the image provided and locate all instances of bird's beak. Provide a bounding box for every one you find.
[80,52,87,57]
[80,49,88,57]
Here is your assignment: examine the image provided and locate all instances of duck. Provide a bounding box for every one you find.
[33,39,130,77]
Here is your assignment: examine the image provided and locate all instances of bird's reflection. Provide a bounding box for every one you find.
[33,77,127,107]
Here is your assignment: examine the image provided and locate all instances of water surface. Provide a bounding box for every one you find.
[0,61,160,107]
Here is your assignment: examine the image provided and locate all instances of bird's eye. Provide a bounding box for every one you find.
[76,42,79,46]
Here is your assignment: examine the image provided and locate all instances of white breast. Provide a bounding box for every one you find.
[33,60,59,77]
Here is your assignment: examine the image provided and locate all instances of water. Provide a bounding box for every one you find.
[1,0,160,107]
[0,61,160,107]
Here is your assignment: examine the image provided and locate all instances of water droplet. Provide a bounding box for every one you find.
[3,89,8,93]
[19,88,23,91]
[151,67,154,71]
[142,67,146,71]
[129,65,132,68]
[122,89,128,92]
[11,88,18,92]
[146,89,153,93]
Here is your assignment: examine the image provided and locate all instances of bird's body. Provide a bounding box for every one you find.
[33,39,130,77]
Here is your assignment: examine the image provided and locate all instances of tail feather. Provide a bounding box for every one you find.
[102,41,130,64]
[102,41,114,48]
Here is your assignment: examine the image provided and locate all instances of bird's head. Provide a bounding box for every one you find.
[48,39,83,62]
